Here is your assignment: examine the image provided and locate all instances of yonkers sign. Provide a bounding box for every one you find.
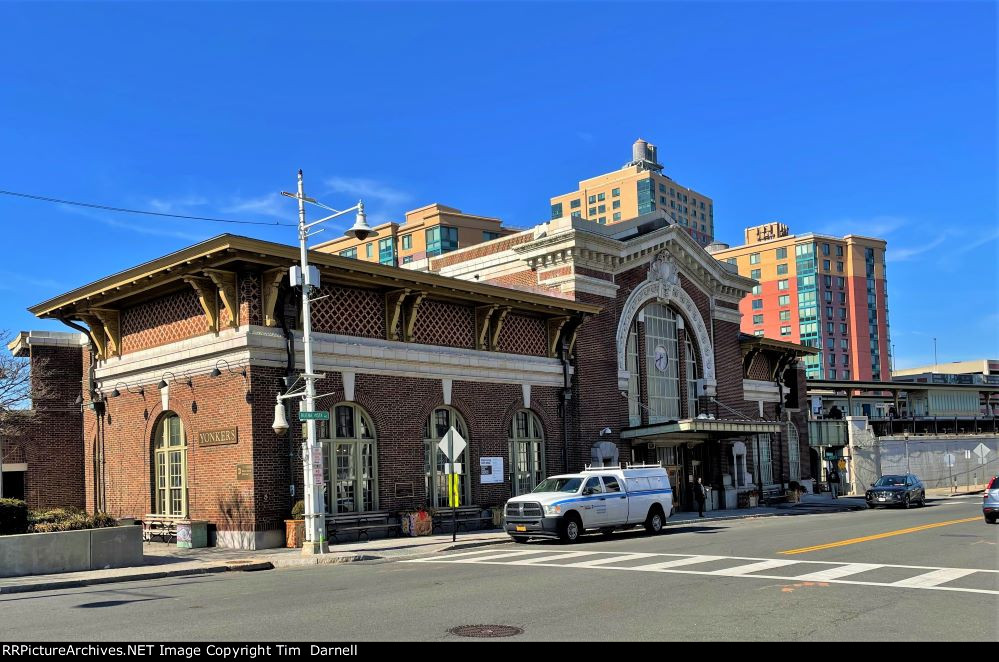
[198,427,238,447]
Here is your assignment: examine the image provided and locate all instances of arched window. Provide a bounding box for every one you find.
[685,335,699,418]
[509,411,545,495]
[424,407,470,508]
[153,413,187,516]
[644,302,680,422]
[787,419,801,482]
[320,403,377,514]
[627,322,641,426]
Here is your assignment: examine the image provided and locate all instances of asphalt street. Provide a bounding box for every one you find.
[2,496,995,642]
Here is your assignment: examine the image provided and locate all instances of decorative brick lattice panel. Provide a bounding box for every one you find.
[240,272,262,326]
[497,313,547,356]
[121,289,207,354]
[311,286,384,338]
[411,299,475,348]
[430,233,534,270]
[747,353,772,380]
[484,272,569,299]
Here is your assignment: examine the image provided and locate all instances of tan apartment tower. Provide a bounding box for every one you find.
[708,223,891,382]
[549,138,715,247]
[314,203,516,269]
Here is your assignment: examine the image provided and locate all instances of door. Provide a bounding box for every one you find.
[579,477,607,528]
[600,475,628,525]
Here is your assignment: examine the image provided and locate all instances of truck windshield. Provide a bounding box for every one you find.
[533,477,583,493]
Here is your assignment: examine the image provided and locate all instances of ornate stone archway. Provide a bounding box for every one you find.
[615,252,717,395]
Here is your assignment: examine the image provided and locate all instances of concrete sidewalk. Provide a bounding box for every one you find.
[0,496,866,595]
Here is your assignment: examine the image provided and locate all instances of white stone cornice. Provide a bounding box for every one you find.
[714,307,743,324]
[92,326,570,390]
[744,379,780,403]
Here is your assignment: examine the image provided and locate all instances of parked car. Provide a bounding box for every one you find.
[983,476,999,524]
[504,464,673,543]
[865,474,925,509]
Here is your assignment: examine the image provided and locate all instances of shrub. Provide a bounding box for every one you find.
[0,498,28,535]
[91,512,119,528]
[28,512,118,533]
[28,506,85,526]
[290,500,305,519]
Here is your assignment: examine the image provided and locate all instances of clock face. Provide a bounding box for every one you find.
[654,345,668,372]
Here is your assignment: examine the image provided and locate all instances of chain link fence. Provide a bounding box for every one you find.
[853,436,998,491]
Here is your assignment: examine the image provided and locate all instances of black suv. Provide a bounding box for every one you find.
[866,474,926,509]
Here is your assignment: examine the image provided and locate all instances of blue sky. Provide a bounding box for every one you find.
[0,1,995,370]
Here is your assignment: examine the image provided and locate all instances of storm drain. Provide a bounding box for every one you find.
[448,625,524,638]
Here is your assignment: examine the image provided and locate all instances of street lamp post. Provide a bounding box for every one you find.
[273,170,377,556]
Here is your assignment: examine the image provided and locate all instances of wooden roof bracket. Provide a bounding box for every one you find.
[203,269,238,330]
[475,305,498,351]
[490,306,512,351]
[385,288,411,341]
[403,291,427,343]
[261,267,286,328]
[183,276,219,334]
[77,313,108,361]
[90,308,121,358]
[546,316,571,358]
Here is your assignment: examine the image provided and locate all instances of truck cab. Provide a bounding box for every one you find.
[504,465,673,543]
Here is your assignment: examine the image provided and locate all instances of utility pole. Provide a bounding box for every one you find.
[271,170,375,556]
[296,170,326,556]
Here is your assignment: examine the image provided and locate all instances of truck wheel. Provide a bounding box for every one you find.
[644,506,664,534]
[559,514,582,543]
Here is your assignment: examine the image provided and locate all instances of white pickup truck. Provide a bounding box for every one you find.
[504,465,674,543]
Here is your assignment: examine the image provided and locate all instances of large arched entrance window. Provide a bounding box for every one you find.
[424,407,470,508]
[685,335,700,418]
[320,403,377,514]
[509,410,545,495]
[644,302,680,422]
[787,419,801,482]
[153,413,187,516]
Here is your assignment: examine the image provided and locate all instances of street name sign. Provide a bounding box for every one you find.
[299,411,330,421]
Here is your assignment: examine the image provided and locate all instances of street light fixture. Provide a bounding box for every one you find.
[277,169,377,556]
[211,359,246,379]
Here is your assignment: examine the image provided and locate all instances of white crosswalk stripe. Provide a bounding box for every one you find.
[709,559,800,576]
[508,552,596,565]
[403,550,999,595]
[563,553,659,567]
[629,555,725,571]
[792,563,882,582]
[890,568,978,588]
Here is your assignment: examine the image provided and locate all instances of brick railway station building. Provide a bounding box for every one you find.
[12,211,815,548]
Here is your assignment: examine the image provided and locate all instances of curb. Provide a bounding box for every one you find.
[0,565,230,595]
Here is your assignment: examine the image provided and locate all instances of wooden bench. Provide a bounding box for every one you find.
[761,487,785,506]
[326,511,400,542]
[432,506,494,533]
[142,514,184,542]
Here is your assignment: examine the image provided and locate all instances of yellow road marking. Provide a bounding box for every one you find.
[779,517,981,555]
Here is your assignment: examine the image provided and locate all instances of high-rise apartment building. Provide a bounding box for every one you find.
[314,203,515,268]
[708,222,891,382]
[549,139,715,247]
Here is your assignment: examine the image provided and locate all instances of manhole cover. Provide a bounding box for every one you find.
[448,625,523,638]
